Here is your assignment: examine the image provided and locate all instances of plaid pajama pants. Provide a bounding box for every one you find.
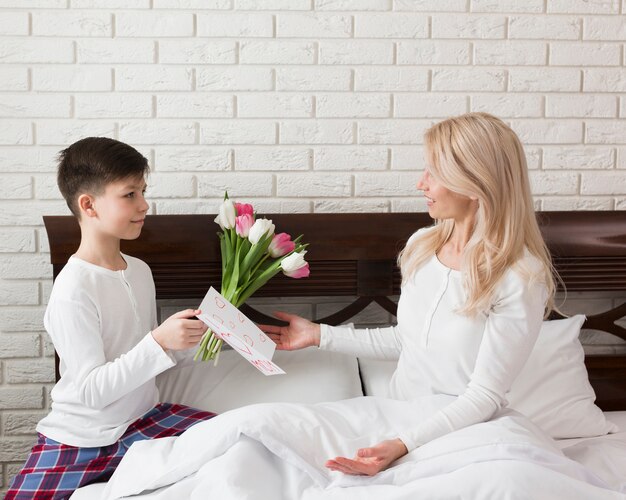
[5,403,216,500]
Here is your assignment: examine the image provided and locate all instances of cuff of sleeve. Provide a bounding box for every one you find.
[319,323,356,350]
[397,431,420,453]
[319,324,332,350]
[145,332,177,367]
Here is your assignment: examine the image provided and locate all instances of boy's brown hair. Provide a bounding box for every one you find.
[57,137,150,218]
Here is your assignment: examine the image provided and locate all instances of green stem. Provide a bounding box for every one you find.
[193,330,212,361]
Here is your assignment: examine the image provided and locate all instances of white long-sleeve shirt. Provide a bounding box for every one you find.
[37,254,177,447]
[320,231,548,451]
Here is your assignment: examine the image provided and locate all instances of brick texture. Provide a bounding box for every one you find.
[0,4,625,489]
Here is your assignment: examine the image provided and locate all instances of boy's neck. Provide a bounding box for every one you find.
[75,227,127,271]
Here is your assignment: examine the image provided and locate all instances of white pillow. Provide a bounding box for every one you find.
[507,314,617,438]
[359,315,618,439]
[157,348,363,414]
[359,358,394,399]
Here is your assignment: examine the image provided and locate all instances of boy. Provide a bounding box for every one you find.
[6,137,215,499]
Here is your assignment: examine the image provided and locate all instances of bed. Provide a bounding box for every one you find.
[43,211,626,499]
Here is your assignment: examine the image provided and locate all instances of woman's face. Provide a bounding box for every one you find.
[416,167,476,221]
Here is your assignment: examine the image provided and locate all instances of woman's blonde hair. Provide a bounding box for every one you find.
[399,112,557,317]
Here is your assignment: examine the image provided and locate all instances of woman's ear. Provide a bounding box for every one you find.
[78,194,96,217]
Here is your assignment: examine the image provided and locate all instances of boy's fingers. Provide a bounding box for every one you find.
[173,308,201,319]
[183,319,206,328]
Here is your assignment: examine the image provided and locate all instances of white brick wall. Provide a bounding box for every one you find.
[1,2,625,491]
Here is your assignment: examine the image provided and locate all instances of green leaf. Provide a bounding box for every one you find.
[239,233,272,277]
[221,239,236,296]
[219,234,227,290]
[225,236,242,300]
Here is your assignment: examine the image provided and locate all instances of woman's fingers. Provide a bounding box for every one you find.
[257,324,282,334]
[266,333,283,344]
[325,459,361,475]
[266,333,289,350]
[325,440,404,477]
[326,456,378,476]
[272,310,298,322]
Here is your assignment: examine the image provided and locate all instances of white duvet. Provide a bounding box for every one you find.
[102,396,626,500]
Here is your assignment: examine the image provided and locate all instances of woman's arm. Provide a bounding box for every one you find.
[398,270,548,450]
[325,268,548,476]
[319,323,402,361]
[260,311,402,361]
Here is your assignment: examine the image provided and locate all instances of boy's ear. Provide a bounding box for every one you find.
[78,194,96,217]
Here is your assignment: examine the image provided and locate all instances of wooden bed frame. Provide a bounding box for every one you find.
[44,211,626,410]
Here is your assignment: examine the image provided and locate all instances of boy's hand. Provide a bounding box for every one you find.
[151,309,207,351]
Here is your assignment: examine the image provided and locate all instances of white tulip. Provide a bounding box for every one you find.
[280,250,307,273]
[248,218,275,245]
[215,199,236,229]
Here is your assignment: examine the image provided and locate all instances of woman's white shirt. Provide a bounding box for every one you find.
[319,233,548,451]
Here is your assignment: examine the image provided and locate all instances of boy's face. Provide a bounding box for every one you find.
[82,176,149,241]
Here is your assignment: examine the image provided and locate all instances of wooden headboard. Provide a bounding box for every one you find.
[44,211,626,410]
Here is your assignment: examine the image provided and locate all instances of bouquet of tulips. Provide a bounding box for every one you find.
[194,193,310,363]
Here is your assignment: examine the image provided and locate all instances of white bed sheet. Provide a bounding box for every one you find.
[70,408,626,500]
[555,411,626,492]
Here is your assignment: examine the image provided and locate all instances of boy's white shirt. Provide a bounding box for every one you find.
[37,254,178,447]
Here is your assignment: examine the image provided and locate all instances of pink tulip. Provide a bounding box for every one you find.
[285,262,310,279]
[235,214,254,238]
[235,202,254,217]
[268,233,295,258]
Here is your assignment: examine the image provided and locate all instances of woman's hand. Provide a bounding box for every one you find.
[258,311,321,350]
[325,438,408,476]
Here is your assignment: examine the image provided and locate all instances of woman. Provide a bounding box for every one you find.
[260,112,557,477]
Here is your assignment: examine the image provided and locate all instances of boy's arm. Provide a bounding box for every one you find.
[47,298,176,410]
[169,345,200,365]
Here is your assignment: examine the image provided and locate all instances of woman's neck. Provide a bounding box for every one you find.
[447,222,474,253]
[436,213,476,270]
